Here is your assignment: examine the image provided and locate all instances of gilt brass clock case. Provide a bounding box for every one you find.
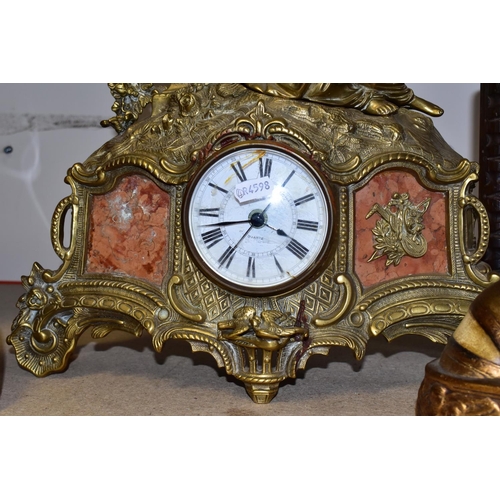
[182,140,336,297]
[7,83,499,405]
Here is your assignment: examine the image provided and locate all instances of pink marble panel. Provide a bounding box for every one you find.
[86,175,171,286]
[354,169,448,289]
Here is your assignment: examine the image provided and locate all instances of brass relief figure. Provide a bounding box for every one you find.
[218,307,308,347]
[101,83,445,134]
[366,193,430,266]
[243,83,444,117]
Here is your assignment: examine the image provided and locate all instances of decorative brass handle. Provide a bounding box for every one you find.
[51,196,75,261]
[458,195,490,265]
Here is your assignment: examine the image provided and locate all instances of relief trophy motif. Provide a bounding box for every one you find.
[366,192,430,267]
[7,83,499,404]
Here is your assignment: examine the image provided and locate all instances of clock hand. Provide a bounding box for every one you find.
[265,223,290,238]
[261,202,273,215]
[201,219,251,227]
[204,211,267,229]
[235,225,254,246]
[218,225,254,268]
[261,171,296,215]
[266,223,310,260]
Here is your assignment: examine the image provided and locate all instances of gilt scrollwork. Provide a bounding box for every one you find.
[7,263,165,376]
[50,194,77,262]
[90,84,474,188]
[369,297,470,337]
[39,175,82,284]
[7,263,77,376]
[311,274,354,327]
[357,279,484,312]
[167,275,207,323]
[69,83,475,197]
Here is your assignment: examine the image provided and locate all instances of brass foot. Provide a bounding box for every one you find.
[244,382,280,404]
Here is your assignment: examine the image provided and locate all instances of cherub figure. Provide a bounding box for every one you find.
[251,310,308,340]
[217,306,256,340]
[218,307,307,341]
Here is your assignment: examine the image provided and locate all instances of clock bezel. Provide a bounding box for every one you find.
[181,140,337,297]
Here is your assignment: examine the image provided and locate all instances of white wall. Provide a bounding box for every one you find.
[0,84,116,281]
[408,83,480,161]
[0,83,481,281]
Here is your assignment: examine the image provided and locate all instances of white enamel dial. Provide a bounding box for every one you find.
[183,142,334,296]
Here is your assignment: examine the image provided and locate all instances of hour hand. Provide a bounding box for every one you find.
[265,223,290,238]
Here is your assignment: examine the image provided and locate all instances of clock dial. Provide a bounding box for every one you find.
[182,142,335,296]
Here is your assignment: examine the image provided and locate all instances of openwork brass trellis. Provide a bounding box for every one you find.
[7,84,499,404]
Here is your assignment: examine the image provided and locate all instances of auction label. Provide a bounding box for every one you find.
[233,177,275,204]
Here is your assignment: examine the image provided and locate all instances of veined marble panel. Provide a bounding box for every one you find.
[86,175,171,286]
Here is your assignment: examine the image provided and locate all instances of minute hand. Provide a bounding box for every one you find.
[201,219,250,227]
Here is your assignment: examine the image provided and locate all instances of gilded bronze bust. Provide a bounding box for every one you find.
[417,279,500,415]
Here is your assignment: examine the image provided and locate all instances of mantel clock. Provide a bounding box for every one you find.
[182,141,335,297]
[7,83,499,403]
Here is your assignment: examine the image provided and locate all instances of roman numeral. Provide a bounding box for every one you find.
[218,246,236,268]
[294,193,315,206]
[199,208,220,218]
[286,239,309,259]
[201,228,224,248]
[297,219,319,231]
[231,161,247,182]
[259,158,272,178]
[246,256,256,278]
[282,170,295,187]
[208,182,228,194]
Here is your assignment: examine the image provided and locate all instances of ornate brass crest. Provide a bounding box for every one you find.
[7,84,499,404]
